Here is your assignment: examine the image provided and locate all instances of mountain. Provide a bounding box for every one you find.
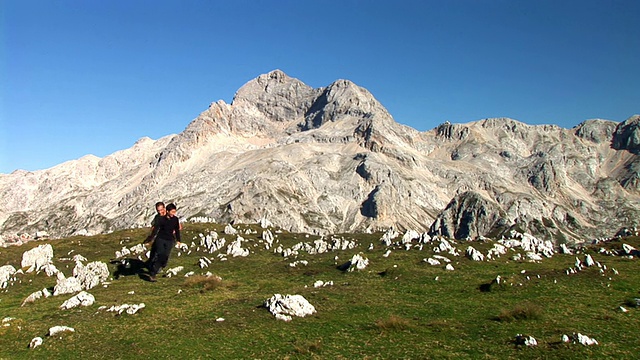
[2,70,639,243]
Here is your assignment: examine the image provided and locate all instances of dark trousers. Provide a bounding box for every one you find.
[149,237,174,276]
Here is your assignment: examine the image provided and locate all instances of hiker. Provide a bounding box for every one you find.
[147,203,181,282]
[143,202,166,246]
[144,202,165,271]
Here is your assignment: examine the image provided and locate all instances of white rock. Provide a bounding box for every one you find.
[22,290,44,306]
[347,254,369,272]
[516,334,538,346]
[445,264,455,271]
[401,230,420,244]
[60,291,95,310]
[21,244,54,273]
[622,243,636,255]
[29,337,43,349]
[0,265,17,288]
[227,237,249,257]
[466,246,484,261]
[563,332,598,346]
[585,254,595,267]
[53,275,83,296]
[165,266,184,277]
[224,224,237,235]
[264,294,316,321]
[425,258,441,266]
[48,325,75,337]
[74,261,109,290]
[107,303,146,315]
[559,243,573,254]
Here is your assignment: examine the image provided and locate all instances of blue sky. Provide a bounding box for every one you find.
[1,0,638,173]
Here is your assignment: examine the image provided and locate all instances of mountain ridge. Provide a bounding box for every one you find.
[2,70,639,244]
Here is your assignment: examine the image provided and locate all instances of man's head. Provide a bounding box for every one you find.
[155,202,166,216]
[166,203,177,217]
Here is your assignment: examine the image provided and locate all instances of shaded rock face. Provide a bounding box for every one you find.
[1,69,639,244]
[429,191,507,239]
[612,115,640,153]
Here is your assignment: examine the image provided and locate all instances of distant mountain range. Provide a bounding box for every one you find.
[2,70,639,243]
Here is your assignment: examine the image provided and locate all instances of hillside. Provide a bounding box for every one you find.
[0,223,639,358]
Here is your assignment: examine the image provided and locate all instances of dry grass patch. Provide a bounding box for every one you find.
[184,274,223,292]
[494,302,543,322]
[375,315,413,331]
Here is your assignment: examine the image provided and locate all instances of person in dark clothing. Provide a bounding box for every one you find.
[147,203,181,282]
[143,202,165,271]
[143,202,166,246]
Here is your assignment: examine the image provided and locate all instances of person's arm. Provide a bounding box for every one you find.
[144,215,159,244]
[174,218,181,244]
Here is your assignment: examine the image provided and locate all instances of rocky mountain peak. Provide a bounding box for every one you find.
[232,69,317,124]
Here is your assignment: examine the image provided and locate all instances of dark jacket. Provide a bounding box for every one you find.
[152,216,181,243]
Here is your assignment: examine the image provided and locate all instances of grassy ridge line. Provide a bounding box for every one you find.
[0,223,638,359]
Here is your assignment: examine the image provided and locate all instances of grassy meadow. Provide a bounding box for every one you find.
[1,222,639,359]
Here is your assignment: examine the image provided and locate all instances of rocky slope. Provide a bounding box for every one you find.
[1,70,639,243]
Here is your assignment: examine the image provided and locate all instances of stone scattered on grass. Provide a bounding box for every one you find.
[60,291,95,310]
[340,254,369,272]
[562,332,598,346]
[515,334,538,346]
[264,294,316,322]
[73,261,110,290]
[22,288,52,306]
[313,280,333,288]
[0,265,17,289]
[48,325,75,337]
[106,303,146,315]
[29,337,43,349]
[165,266,184,277]
[21,244,54,273]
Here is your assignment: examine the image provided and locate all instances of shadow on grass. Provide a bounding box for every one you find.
[110,258,149,281]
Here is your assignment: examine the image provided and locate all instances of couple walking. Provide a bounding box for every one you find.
[144,201,182,282]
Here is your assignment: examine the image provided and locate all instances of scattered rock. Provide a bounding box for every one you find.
[21,244,54,273]
[562,332,598,346]
[29,337,43,349]
[73,261,109,290]
[338,254,369,272]
[515,334,538,346]
[106,303,146,315]
[264,294,316,321]
[53,273,83,296]
[48,326,75,337]
[60,291,95,310]
[0,265,17,288]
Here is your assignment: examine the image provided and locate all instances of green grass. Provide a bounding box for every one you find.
[1,224,639,359]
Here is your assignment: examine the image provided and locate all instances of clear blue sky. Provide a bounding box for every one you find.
[1,0,638,173]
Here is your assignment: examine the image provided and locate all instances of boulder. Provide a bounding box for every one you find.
[53,274,83,296]
[29,337,43,349]
[264,294,316,321]
[21,244,54,273]
[48,326,75,337]
[60,291,95,310]
[73,261,109,290]
[0,265,16,289]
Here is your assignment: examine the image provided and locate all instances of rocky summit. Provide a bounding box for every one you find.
[1,70,639,243]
